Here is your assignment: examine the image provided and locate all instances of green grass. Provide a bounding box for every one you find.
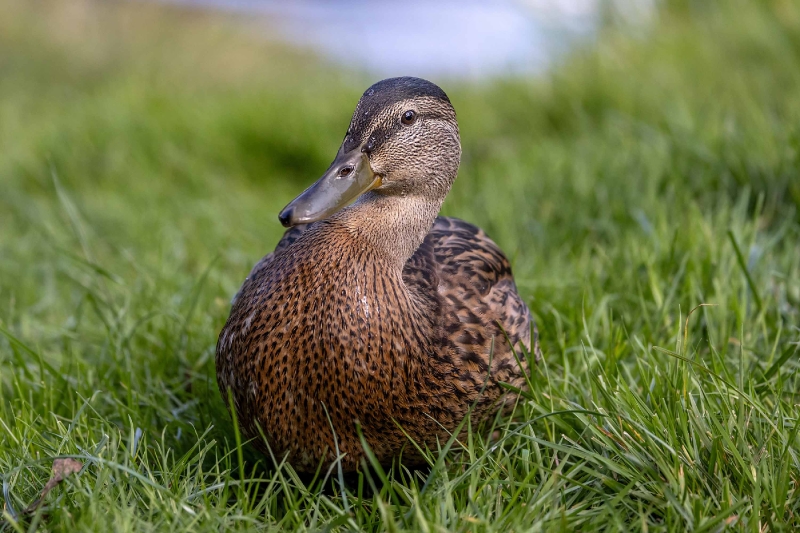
[1,0,799,530]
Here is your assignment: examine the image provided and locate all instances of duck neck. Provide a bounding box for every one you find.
[334,191,444,270]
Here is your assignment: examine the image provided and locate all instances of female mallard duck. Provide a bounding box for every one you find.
[216,77,541,473]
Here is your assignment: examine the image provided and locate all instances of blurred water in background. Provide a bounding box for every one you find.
[163,0,653,79]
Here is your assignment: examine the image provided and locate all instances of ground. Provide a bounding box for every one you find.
[0,0,799,531]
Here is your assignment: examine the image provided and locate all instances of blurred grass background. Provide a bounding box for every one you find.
[1,0,799,530]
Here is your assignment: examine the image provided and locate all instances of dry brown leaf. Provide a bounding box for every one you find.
[21,458,83,515]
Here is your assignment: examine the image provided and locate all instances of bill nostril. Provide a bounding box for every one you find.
[338,166,354,178]
[278,208,293,227]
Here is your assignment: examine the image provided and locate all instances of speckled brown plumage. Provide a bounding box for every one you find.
[216,77,541,473]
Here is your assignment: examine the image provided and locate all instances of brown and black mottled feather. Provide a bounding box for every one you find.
[405,217,540,389]
[217,216,539,472]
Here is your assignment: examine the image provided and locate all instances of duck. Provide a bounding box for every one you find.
[216,77,541,473]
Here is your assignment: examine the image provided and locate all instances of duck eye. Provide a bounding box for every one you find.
[401,110,416,125]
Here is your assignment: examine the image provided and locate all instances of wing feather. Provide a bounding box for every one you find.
[403,216,541,389]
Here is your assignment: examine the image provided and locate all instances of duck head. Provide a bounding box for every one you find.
[279,77,461,227]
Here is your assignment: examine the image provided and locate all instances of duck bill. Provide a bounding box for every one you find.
[278,150,382,227]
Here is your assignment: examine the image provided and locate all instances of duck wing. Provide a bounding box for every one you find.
[404,216,541,387]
